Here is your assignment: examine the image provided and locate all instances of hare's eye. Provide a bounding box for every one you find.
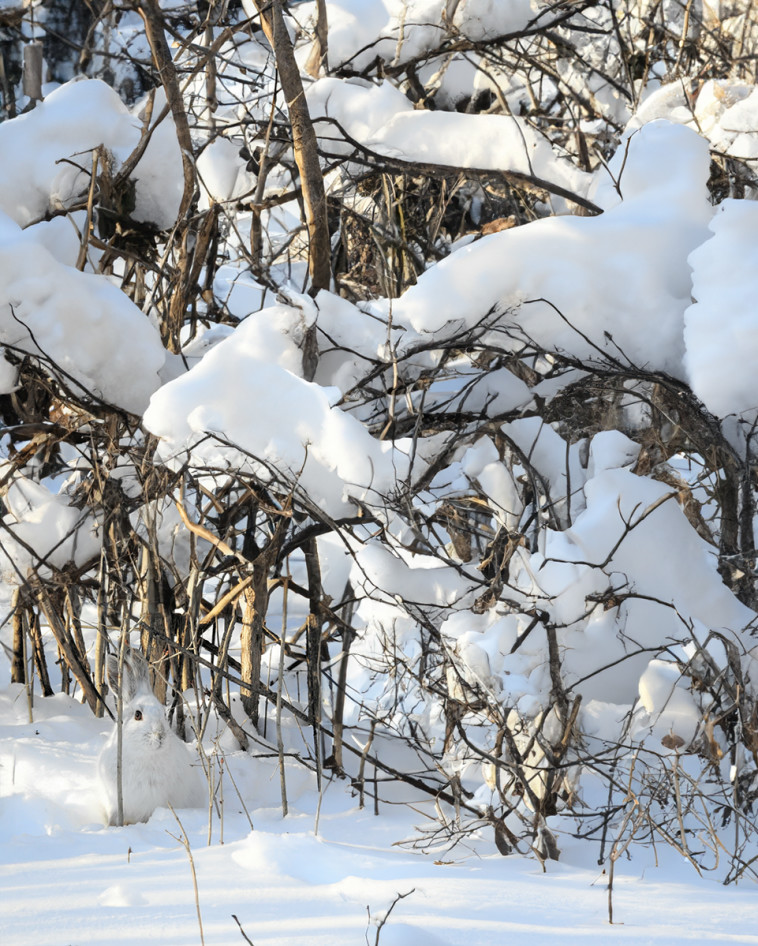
[134,709,143,721]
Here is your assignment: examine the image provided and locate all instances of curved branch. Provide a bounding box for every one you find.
[314,115,602,214]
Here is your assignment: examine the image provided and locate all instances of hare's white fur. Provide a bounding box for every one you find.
[97,649,205,825]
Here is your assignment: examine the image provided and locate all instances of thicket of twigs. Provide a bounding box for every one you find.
[2,0,758,880]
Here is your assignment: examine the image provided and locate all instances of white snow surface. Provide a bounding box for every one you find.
[636,658,701,746]
[376,121,711,379]
[0,78,182,229]
[0,77,184,414]
[308,76,591,199]
[0,209,165,413]
[0,472,100,580]
[633,76,758,170]
[197,136,257,211]
[143,305,411,517]
[5,681,758,946]
[292,0,535,71]
[5,14,758,945]
[685,198,758,420]
[0,79,136,227]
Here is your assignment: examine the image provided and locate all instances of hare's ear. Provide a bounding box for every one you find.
[123,648,151,698]
[106,653,122,697]
[107,648,151,701]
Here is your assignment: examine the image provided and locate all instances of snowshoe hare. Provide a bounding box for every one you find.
[98,648,205,825]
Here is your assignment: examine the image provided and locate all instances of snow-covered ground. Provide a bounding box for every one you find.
[2,678,758,946]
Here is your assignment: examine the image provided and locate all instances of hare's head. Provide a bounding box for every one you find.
[107,649,168,750]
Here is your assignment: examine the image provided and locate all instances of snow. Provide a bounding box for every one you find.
[128,89,184,229]
[4,684,758,946]
[3,3,758,943]
[375,121,711,378]
[212,266,274,322]
[0,208,165,413]
[636,658,701,747]
[0,471,100,580]
[293,0,534,72]
[0,79,136,227]
[637,76,758,171]
[461,437,522,530]
[197,136,256,211]
[308,76,591,199]
[0,77,176,414]
[685,199,758,421]
[143,305,411,517]
[0,78,183,230]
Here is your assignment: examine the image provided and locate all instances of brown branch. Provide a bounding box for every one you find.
[138,1,195,222]
[314,116,601,215]
[251,0,331,294]
[36,584,107,714]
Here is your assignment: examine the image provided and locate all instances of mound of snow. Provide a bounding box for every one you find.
[143,305,409,516]
[293,0,534,72]
[379,121,712,379]
[0,211,165,414]
[685,199,758,421]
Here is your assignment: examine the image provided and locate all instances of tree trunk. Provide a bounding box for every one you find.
[252,0,331,294]
[138,0,197,351]
[305,0,328,77]
[11,587,25,684]
[240,571,268,727]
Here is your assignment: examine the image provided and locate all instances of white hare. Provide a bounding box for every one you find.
[97,648,205,825]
